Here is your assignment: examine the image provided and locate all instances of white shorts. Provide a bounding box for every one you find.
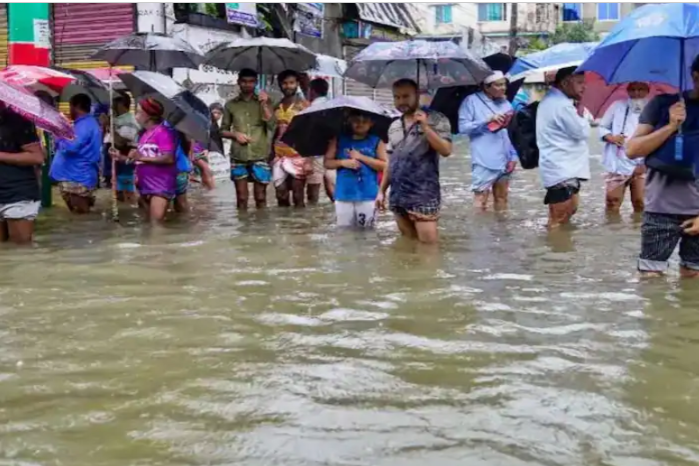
[335,201,376,228]
[0,200,40,221]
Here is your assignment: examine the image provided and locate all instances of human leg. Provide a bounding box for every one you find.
[638,212,682,277]
[0,200,40,244]
[355,201,377,229]
[149,196,170,222]
[492,177,511,211]
[335,201,356,227]
[604,173,627,213]
[629,169,646,213]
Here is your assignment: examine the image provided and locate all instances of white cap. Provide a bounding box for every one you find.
[484,71,506,85]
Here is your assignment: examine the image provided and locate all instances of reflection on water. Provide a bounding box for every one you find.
[1,140,698,465]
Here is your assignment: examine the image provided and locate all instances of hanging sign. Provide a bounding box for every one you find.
[294,4,324,38]
[225,3,258,28]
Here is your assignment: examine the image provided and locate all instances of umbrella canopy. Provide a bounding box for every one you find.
[307,54,347,79]
[203,37,317,74]
[52,66,113,104]
[118,71,210,142]
[429,52,521,134]
[0,66,76,95]
[344,40,492,90]
[91,32,204,71]
[581,73,677,118]
[281,96,397,157]
[508,42,598,81]
[577,3,699,90]
[0,80,74,139]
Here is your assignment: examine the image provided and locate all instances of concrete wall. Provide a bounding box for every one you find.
[412,3,478,36]
[478,3,558,48]
[578,3,640,37]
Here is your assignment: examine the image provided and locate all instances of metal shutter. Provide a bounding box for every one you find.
[0,5,8,68]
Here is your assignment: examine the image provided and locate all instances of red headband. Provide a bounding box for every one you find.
[140,97,164,118]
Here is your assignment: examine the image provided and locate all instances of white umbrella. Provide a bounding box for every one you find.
[307,54,347,79]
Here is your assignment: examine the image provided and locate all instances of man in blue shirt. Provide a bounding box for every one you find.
[50,94,103,214]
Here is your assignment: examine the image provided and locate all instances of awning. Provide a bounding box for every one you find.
[356,3,420,33]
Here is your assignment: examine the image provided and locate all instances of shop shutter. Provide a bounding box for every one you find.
[0,5,8,68]
[53,3,134,69]
[53,3,135,114]
[343,45,395,110]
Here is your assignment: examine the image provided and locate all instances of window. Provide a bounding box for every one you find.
[562,3,582,22]
[434,4,453,24]
[597,2,619,21]
[478,3,506,22]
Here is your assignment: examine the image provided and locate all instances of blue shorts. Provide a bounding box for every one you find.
[231,160,271,184]
[116,173,135,193]
[471,164,511,193]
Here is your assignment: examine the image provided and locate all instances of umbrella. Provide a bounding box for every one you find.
[429,52,521,134]
[281,96,397,157]
[118,71,210,143]
[577,3,699,179]
[508,42,599,81]
[52,66,112,104]
[203,37,317,74]
[0,66,76,95]
[91,32,204,71]
[343,40,492,90]
[0,80,74,139]
[580,73,677,118]
[307,54,347,79]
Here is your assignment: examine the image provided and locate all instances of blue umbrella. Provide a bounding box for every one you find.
[577,3,699,179]
[508,42,598,81]
[344,40,492,90]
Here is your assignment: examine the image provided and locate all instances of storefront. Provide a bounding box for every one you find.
[52,3,135,70]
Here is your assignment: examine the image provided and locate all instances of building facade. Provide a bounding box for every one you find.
[560,3,643,38]
[476,3,559,50]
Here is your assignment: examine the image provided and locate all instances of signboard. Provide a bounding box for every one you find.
[8,3,51,66]
[225,3,258,28]
[294,3,324,38]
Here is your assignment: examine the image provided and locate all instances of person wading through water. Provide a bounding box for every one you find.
[376,79,452,244]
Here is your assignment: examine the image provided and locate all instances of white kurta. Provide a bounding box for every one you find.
[598,99,645,176]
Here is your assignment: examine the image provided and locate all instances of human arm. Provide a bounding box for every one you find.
[557,103,590,142]
[220,104,250,144]
[626,97,683,159]
[418,110,452,157]
[324,138,361,170]
[258,91,273,122]
[55,120,94,156]
[0,142,44,165]
[375,153,390,211]
[458,97,489,136]
[598,103,619,144]
[347,141,387,172]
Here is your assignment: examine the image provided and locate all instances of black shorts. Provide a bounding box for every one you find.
[638,212,699,272]
[544,178,582,206]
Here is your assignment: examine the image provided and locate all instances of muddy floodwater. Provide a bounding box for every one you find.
[1,138,698,466]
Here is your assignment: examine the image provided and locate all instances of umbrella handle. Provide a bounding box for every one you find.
[109,66,119,222]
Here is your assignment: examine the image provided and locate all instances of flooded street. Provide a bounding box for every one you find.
[2,139,699,466]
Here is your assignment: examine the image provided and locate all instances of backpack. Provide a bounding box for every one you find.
[507,101,539,170]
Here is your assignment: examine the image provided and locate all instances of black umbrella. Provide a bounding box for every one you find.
[52,66,112,104]
[281,96,398,157]
[430,52,522,134]
[91,32,204,71]
[118,71,210,143]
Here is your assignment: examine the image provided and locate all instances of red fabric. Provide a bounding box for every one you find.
[581,72,678,118]
[140,97,164,118]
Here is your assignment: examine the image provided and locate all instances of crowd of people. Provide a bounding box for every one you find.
[0,56,698,280]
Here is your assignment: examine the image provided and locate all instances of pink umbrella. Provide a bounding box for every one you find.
[581,72,677,118]
[0,79,74,139]
[0,65,76,96]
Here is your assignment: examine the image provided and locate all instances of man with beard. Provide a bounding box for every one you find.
[459,71,518,210]
[375,79,452,244]
[271,70,310,207]
[222,68,273,209]
[598,82,650,214]
[536,67,590,229]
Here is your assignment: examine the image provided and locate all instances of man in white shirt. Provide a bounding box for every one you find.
[598,82,650,214]
[307,78,334,202]
[536,67,590,229]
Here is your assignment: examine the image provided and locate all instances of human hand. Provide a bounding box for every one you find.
[342,159,361,170]
[669,101,686,129]
[108,147,120,158]
[375,192,386,211]
[347,149,363,160]
[127,149,139,161]
[506,160,517,174]
[234,132,251,145]
[681,216,699,236]
[605,134,625,147]
[489,114,506,124]
[258,91,269,104]
[414,109,428,126]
